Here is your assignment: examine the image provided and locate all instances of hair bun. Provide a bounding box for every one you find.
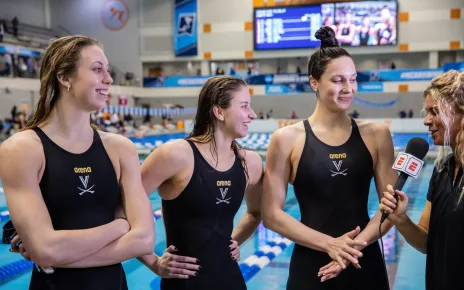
[315,26,339,49]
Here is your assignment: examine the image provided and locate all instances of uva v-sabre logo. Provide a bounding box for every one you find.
[393,152,424,178]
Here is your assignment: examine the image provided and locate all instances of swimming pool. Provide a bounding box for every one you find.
[0,133,432,290]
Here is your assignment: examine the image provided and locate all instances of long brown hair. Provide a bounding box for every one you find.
[188,75,250,183]
[23,35,103,130]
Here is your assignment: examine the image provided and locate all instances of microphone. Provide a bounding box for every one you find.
[380,137,429,224]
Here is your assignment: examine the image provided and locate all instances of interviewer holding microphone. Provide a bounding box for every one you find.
[380,70,464,290]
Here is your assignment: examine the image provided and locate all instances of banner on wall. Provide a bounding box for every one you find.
[264,82,383,94]
[443,62,464,73]
[144,69,440,88]
[143,76,210,87]
[118,95,128,106]
[356,68,444,82]
[174,0,198,57]
[0,45,41,57]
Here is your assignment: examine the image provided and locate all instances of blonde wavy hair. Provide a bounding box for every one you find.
[423,70,464,203]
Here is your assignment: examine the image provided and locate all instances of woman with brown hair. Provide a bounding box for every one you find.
[141,75,264,289]
[0,35,155,289]
[380,70,464,290]
[261,26,397,289]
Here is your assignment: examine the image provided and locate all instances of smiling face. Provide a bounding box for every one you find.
[66,45,113,112]
[310,56,357,112]
[423,94,463,149]
[220,85,257,139]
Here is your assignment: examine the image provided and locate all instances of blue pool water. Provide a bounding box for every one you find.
[0,132,433,290]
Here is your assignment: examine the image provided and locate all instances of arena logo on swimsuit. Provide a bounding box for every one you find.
[74,167,92,174]
[217,180,231,187]
[329,153,347,159]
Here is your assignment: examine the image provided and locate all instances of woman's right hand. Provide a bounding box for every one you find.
[325,226,366,269]
[154,245,200,279]
[379,184,409,224]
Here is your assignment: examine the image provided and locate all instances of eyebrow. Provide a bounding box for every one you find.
[93,61,110,68]
[331,73,357,78]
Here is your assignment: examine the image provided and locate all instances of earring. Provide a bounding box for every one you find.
[67,85,70,92]
[219,116,224,121]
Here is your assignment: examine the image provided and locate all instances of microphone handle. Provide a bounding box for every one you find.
[380,172,409,224]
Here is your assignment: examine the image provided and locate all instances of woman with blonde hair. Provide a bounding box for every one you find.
[380,70,464,289]
[0,35,155,289]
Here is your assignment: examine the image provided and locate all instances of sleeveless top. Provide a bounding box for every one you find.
[29,127,127,290]
[160,139,247,290]
[286,119,389,290]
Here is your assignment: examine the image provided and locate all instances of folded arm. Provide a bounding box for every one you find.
[0,133,130,269]
[57,136,156,268]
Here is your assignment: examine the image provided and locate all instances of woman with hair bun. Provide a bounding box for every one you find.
[261,26,396,289]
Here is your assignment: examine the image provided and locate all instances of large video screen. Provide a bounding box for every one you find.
[253,0,397,50]
[333,1,397,47]
[254,4,334,50]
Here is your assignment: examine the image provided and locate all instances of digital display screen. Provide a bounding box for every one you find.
[253,1,397,50]
[254,4,334,50]
[333,1,397,47]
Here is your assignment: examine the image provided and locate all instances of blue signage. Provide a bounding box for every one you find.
[174,0,198,57]
[356,68,444,82]
[143,76,211,87]
[443,62,464,73]
[0,45,41,58]
[357,82,384,92]
[143,69,444,88]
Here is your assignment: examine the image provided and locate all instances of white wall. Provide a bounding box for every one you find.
[352,52,431,70]
[0,89,37,120]
[49,0,142,80]
[139,0,174,60]
[143,61,202,76]
[140,0,464,63]
[0,0,47,27]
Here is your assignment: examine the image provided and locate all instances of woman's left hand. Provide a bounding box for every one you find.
[230,240,240,261]
[318,257,362,282]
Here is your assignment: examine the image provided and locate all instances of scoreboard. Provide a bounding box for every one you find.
[254,5,332,50]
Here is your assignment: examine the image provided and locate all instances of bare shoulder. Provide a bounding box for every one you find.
[356,120,391,140]
[241,149,263,173]
[0,130,43,176]
[98,131,135,153]
[270,121,305,147]
[147,138,193,165]
[0,130,43,160]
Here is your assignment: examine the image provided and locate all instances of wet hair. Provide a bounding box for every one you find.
[423,70,464,203]
[23,35,103,130]
[188,75,249,183]
[307,26,351,81]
